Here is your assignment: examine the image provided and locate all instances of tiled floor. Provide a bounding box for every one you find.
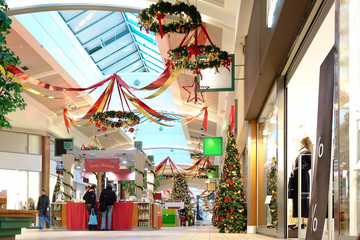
[19,226,279,240]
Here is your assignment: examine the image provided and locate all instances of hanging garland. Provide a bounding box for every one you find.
[168,44,233,71]
[138,0,202,38]
[91,110,140,132]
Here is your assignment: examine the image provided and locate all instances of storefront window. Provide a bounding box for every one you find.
[287,3,335,237]
[338,0,360,236]
[0,170,40,210]
[258,85,278,231]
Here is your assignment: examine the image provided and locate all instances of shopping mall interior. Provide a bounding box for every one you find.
[0,0,359,240]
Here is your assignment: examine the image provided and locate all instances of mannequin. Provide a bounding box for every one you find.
[290,137,312,229]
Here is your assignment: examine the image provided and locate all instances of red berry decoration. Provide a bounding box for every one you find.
[129,128,135,133]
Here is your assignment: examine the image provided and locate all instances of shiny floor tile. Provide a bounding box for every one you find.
[18,226,281,240]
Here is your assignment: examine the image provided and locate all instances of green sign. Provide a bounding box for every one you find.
[134,141,142,149]
[148,155,154,162]
[207,165,219,178]
[54,138,74,157]
[63,141,73,150]
[203,137,223,156]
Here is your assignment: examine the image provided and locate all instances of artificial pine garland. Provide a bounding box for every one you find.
[167,44,232,71]
[138,0,202,36]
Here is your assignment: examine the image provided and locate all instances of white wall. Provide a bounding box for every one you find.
[0,151,42,172]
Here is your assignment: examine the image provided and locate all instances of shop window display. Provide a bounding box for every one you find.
[0,170,40,210]
[337,0,360,236]
[287,3,334,237]
[258,85,278,230]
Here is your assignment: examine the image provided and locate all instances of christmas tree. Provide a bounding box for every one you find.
[267,157,278,227]
[172,174,194,225]
[213,127,247,233]
[52,174,62,203]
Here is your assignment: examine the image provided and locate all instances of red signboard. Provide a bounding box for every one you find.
[85,158,119,172]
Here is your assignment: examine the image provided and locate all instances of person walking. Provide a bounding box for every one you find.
[99,184,117,231]
[37,189,50,230]
[83,185,97,231]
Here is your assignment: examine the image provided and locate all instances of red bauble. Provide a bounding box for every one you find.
[228,174,231,177]
[228,179,233,184]
[229,164,234,169]
[237,222,239,225]
[129,127,135,133]
[101,126,107,131]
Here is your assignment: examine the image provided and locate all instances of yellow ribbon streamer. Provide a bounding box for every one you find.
[123,91,173,127]
[142,68,181,99]
[0,66,64,99]
[96,79,115,114]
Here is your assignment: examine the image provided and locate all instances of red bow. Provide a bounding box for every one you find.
[156,13,166,38]
[187,45,202,60]
[223,57,233,71]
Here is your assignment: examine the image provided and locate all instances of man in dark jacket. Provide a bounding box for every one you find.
[83,185,97,230]
[37,189,50,230]
[99,184,117,230]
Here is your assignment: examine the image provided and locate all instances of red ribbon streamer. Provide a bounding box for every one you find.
[7,65,112,92]
[156,13,166,38]
[132,66,171,90]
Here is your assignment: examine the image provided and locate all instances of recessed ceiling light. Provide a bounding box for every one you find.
[21,66,28,71]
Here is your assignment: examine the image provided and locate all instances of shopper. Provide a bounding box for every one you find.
[83,185,97,231]
[99,183,117,231]
[37,189,50,230]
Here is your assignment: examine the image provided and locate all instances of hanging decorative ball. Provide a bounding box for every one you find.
[159,127,164,131]
[129,127,135,133]
[134,79,141,86]
[170,148,174,152]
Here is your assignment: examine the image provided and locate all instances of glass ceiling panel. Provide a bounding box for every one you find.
[91,35,133,63]
[99,44,138,71]
[58,10,164,74]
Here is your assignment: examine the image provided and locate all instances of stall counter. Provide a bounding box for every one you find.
[66,202,133,230]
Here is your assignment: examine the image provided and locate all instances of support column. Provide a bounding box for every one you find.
[246,120,257,233]
[134,152,145,200]
[41,136,50,194]
[147,165,155,202]
[62,154,74,201]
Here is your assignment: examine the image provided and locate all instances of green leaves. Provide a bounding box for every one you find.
[0,1,26,129]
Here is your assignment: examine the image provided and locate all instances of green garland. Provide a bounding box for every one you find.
[62,168,73,200]
[62,168,74,179]
[62,182,74,191]
[167,44,232,71]
[0,1,26,129]
[82,145,104,150]
[138,0,202,35]
[91,110,140,132]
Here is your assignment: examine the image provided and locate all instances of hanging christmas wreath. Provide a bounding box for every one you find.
[91,110,140,132]
[167,44,233,71]
[138,0,202,38]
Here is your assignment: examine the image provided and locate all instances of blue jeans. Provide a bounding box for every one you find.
[101,205,113,230]
[39,216,50,229]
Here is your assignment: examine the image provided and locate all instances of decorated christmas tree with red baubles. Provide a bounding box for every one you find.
[212,127,247,233]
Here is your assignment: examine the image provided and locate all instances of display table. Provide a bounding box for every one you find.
[66,202,133,230]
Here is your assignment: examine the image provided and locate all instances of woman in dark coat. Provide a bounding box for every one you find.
[290,137,312,227]
[37,189,50,229]
[83,185,97,230]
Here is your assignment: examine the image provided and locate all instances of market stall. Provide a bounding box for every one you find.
[61,149,158,231]
[66,202,133,230]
